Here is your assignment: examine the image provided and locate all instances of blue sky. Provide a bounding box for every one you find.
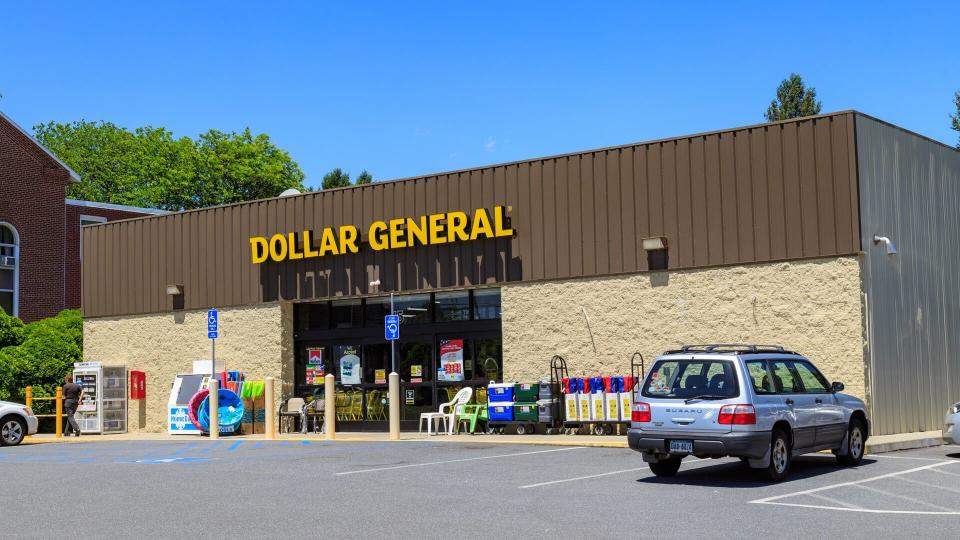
[3,2,958,190]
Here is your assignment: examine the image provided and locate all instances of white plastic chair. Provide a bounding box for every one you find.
[419,387,472,435]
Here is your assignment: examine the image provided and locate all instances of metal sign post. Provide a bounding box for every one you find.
[207,309,218,379]
[385,293,400,440]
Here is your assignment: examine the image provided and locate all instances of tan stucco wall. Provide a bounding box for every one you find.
[502,257,866,401]
[83,303,294,433]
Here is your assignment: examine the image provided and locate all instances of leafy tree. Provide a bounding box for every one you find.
[321,167,351,189]
[0,306,25,348]
[764,73,822,122]
[33,121,306,210]
[0,309,82,403]
[951,90,960,148]
[355,170,373,184]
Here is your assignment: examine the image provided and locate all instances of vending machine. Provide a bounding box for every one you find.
[73,362,128,434]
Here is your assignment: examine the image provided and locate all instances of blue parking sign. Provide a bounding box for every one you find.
[207,309,218,339]
[384,315,400,340]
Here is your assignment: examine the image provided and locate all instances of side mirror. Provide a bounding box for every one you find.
[831,381,845,393]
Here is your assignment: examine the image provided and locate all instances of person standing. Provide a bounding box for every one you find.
[62,374,84,437]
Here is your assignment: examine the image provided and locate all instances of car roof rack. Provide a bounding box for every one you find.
[664,344,799,355]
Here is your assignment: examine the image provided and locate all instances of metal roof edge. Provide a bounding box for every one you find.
[66,198,169,215]
[0,110,81,182]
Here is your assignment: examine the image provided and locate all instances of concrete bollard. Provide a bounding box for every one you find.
[389,372,399,440]
[209,379,219,440]
[264,377,275,440]
[55,386,63,439]
[325,374,335,440]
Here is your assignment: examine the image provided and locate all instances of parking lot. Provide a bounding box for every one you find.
[3,440,960,538]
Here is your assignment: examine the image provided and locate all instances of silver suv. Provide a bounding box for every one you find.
[628,345,868,482]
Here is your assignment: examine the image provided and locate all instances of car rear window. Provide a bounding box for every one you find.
[642,359,740,399]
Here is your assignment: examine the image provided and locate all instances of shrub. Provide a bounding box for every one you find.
[0,309,82,403]
[0,306,25,348]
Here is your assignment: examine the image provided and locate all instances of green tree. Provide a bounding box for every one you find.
[355,170,373,184]
[321,167,351,189]
[0,309,82,403]
[0,306,25,348]
[33,121,306,210]
[764,73,822,122]
[951,90,960,148]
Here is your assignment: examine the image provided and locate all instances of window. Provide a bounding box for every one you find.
[0,222,19,317]
[473,337,502,382]
[770,361,803,393]
[642,359,739,399]
[473,288,501,319]
[331,300,362,328]
[364,297,390,327]
[296,303,331,332]
[79,215,107,261]
[746,360,774,394]
[394,294,431,324]
[793,361,830,393]
[434,291,470,322]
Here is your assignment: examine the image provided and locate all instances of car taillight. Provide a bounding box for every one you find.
[718,404,756,425]
[632,402,651,422]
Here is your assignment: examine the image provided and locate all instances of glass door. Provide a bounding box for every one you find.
[399,339,435,422]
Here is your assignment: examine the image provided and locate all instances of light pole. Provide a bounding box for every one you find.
[371,279,400,440]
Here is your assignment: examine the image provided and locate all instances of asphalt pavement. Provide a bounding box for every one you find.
[3,439,960,538]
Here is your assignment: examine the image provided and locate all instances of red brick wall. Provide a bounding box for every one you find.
[64,205,154,310]
[0,116,72,322]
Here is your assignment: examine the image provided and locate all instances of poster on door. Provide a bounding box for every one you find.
[438,339,465,382]
[339,346,361,385]
[307,348,323,365]
[410,364,423,383]
[305,348,325,385]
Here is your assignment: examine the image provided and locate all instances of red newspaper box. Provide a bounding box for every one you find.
[130,370,146,400]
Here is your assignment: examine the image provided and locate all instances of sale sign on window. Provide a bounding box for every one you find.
[438,339,465,382]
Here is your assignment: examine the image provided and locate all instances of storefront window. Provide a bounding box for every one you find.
[400,386,434,422]
[296,303,331,332]
[434,291,470,322]
[436,338,468,383]
[364,297,390,327]
[331,299,363,328]
[395,294,431,324]
[363,343,390,385]
[474,337,502,382]
[473,288,501,320]
[335,344,362,385]
[298,345,331,390]
[400,340,433,383]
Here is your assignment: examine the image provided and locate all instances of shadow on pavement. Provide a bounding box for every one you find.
[635,456,879,488]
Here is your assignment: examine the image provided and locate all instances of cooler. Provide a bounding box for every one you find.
[488,383,514,402]
[605,392,620,421]
[513,383,538,402]
[538,382,554,400]
[538,399,558,424]
[488,402,514,422]
[513,402,538,422]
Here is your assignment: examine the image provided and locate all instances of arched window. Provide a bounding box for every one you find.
[0,222,19,317]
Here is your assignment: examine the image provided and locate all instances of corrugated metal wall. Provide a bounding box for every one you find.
[83,112,861,318]
[857,115,960,435]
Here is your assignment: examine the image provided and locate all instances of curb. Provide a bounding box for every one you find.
[865,436,944,455]
[22,435,628,448]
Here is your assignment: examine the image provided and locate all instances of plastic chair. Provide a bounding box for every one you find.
[458,403,490,434]
[278,397,304,433]
[419,387,473,436]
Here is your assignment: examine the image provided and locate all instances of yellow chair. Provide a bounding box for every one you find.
[349,390,363,420]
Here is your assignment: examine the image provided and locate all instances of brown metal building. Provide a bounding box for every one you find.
[80,111,960,438]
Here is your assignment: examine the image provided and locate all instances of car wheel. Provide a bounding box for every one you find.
[837,418,866,466]
[1,416,26,447]
[765,429,791,482]
[648,456,683,477]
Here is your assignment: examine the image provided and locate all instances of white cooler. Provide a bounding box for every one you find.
[577,393,591,421]
[604,393,620,421]
[564,394,580,421]
[619,392,633,422]
[590,393,606,421]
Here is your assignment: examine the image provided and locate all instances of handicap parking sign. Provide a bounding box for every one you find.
[385,315,400,340]
[207,309,218,339]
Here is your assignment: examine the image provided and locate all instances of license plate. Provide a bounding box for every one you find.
[669,439,693,453]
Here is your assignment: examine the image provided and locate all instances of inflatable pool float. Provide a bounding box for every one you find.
[197,388,245,434]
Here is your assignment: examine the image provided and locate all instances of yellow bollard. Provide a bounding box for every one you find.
[209,380,219,440]
[264,377,275,440]
[325,374,335,440]
[55,386,63,438]
[389,372,400,441]
[25,386,33,409]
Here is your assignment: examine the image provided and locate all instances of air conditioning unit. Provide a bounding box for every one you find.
[0,256,16,268]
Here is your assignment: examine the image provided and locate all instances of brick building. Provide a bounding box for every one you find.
[0,110,165,322]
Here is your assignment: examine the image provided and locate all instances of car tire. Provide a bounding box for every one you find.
[837,418,866,466]
[765,429,791,482]
[648,457,683,477]
[1,416,26,447]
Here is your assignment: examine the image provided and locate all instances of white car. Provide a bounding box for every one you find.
[945,402,960,445]
[1,400,39,446]
[628,345,869,482]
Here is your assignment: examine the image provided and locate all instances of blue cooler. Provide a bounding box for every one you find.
[488,383,514,403]
[488,402,514,421]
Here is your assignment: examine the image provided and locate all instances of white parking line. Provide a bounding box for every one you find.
[334,447,585,475]
[867,454,953,462]
[520,468,648,489]
[750,460,960,515]
[807,493,862,510]
[853,483,954,512]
